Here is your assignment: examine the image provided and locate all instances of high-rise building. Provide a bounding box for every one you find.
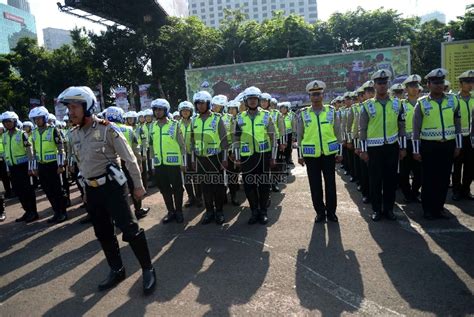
[7,0,30,13]
[189,0,318,28]
[0,3,37,54]
[43,28,73,50]
[420,11,446,24]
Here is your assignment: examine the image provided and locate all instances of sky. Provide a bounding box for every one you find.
[1,0,472,46]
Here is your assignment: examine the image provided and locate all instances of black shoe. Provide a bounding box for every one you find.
[327,213,338,222]
[271,184,280,192]
[349,177,356,182]
[142,268,156,295]
[55,213,68,223]
[175,211,184,223]
[258,211,268,225]
[435,211,450,219]
[412,196,421,203]
[201,211,214,225]
[80,214,92,224]
[344,171,349,175]
[98,267,126,291]
[184,199,195,208]
[25,213,39,223]
[0,212,5,222]
[423,213,435,220]
[452,193,462,201]
[357,185,361,191]
[79,203,87,209]
[162,212,176,224]
[248,210,259,224]
[15,213,28,222]
[465,193,474,201]
[135,208,150,219]
[371,212,382,222]
[4,192,14,199]
[215,211,225,225]
[231,198,240,206]
[385,210,396,221]
[266,198,271,208]
[47,214,59,223]
[362,197,370,204]
[403,196,413,204]
[315,214,326,223]
[196,200,203,208]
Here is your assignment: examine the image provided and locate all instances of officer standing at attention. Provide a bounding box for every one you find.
[452,70,474,201]
[60,86,156,295]
[29,106,68,223]
[2,111,37,223]
[412,68,462,219]
[149,99,186,224]
[191,91,229,225]
[399,75,423,203]
[359,69,407,222]
[234,86,276,225]
[297,80,343,223]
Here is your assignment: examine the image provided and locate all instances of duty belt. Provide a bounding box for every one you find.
[85,175,109,188]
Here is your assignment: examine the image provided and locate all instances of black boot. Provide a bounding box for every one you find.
[55,212,68,223]
[162,211,176,224]
[47,212,59,223]
[175,210,184,223]
[215,210,225,225]
[248,209,259,224]
[201,210,215,224]
[135,208,150,219]
[129,230,156,295]
[25,212,39,223]
[98,239,125,291]
[258,209,268,225]
[15,212,28,222]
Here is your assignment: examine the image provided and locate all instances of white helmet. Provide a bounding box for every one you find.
[178,101,194,112]
[17,120,23,129]
[243,86,262,100]
[277,102,291,109]
[236,92,245,102]
[48,113,57,122]
[143,109,153,117]
[211,95,228,107]
[29,106,49,122]
[124,111,138,119]
[193,91,212,104]
[151,98,171,114]
[172,111,180,118]
[63,114,69,121]
[260,92,272,101]
[2,111,19,121]
[226,100,240,109]
[22,121,34,129]
[58,86,97,116]
[270,97,278,104]
[105,106,125,123]
[137,110,145,118]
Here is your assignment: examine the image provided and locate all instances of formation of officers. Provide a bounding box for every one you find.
[0,67,472,295]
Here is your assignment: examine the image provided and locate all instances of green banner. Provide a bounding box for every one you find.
[186,46,410,104]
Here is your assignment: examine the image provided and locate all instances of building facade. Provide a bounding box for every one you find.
[0,3,37,54]
[43,28,73,50]
[7,0,30,13]
[189,0,317,28]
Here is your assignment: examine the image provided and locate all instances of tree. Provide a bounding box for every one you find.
[411,20,447,77]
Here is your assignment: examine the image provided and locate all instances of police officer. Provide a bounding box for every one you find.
[106,107,150,219]
[346,91,361,184]
[0,123,13,199]
[60,86,156,295]
[191,91,229,225]
[1,111,37,222]
[178,101,203,208]
[279,101,296,165]
[399,75,423,203]
[452,70,474,201]
[234,86,276,225]
[359,81,375,204]
[297,80,343,222]
[390,83,405,99]
[143,109,155,186]
[359,69,407,221]
[29,106,68,223]
[412,69,462,219]
[134,111,150,191]
[226,100,242,205]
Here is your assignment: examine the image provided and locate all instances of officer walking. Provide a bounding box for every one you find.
[60,86,156,295]
[29,106,68,223]
[2,111,37,223]
[412,69,462,219]
[149,99,186,224]
[191,91,229,225]
[399,75,423,203]
[359,69,407,221]
[234,86,276,225]
[297,80,343,223]
[452,70,474,201]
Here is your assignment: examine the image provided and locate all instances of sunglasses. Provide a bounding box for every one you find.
[310,92,322,97]
[429,79,445,85]
[374,80,388,85]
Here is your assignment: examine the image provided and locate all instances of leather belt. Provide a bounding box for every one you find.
[85,175,108,188]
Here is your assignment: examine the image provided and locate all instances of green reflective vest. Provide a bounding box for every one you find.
[221,113,233,145]
[458,95,473,136]
[151,120,182,166]
[117,123,135,147]
[3,129,28,166]
[420,94,458,141]
[193,112,222,157]
[402,99,416,138]
[179,120,192,154]
[270,109,281,139]
[283,112,294,134]
[0,134,4,157]
[300,106,339,158]
[351,104,361,131]
[363,98,400,146]
[237,110,271,157]
[32,126,58,163]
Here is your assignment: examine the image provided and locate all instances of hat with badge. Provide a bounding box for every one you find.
[457,70,474,80]
[402,74,422,85]
[371,69,392,80]
[390,83,405,91]
[361,80,375,90]
[424,68,448,80]
[343,91,352,99]
[356,86,365,94]
[306,80,326,93]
